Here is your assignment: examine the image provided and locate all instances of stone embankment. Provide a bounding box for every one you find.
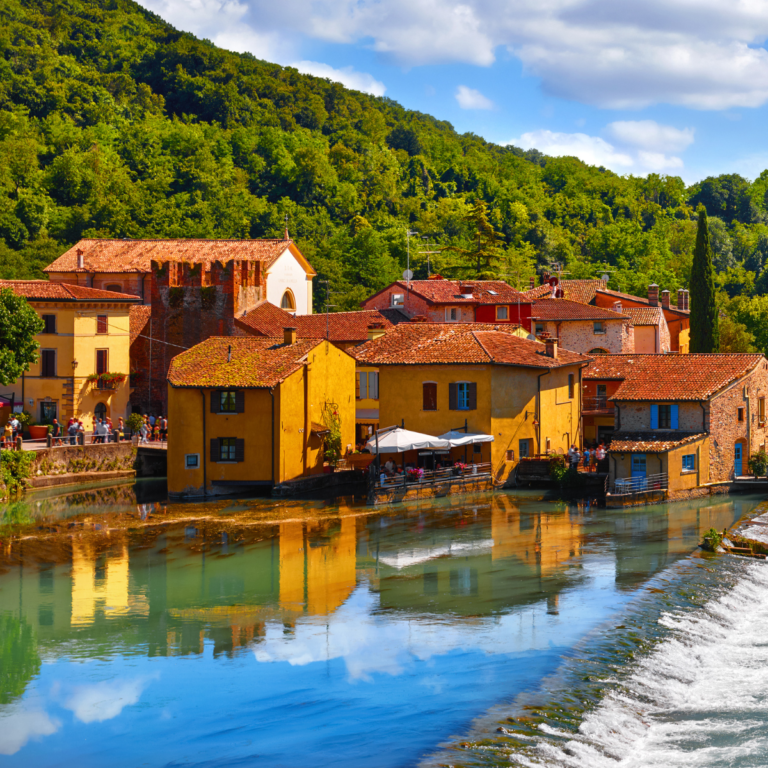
[711,500,768,559]
[27,443,138,490]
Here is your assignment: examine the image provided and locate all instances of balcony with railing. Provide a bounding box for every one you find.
[612,472,668,496]
[582,396,614,415]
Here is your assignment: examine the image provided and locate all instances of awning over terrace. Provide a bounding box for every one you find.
[365,427,451,454]
[438,430,495,446]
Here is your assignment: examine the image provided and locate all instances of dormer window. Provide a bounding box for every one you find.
[391,293,404,307]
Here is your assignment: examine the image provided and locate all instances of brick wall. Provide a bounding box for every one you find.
[539,319,632,354]
[617,402,706,431]
[362,285,431,318]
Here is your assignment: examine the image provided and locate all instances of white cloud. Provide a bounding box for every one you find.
[292,61,386,96]
[508,127,686,175]
[63,678,151,724]
[134,0,768,111]
[605,120,695,153]
[0,708,59,755]
[455,85,495,110]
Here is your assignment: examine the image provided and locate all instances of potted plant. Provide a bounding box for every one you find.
[748,450,768,478]
[453,461,466,476]
[406,467,424,483]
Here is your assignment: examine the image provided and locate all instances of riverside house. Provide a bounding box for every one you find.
[0,280,140,429]
[585,353,768,496]
[166,331,356,497]
[352,323,591,485]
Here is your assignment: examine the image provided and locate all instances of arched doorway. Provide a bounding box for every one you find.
[94,402,107,423]
[280,289,296,311]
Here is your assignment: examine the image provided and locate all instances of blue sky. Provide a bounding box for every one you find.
[135,0,768,185]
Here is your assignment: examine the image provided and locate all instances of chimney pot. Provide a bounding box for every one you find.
[367,322,387,340]
[685,289,690,311]
[529,276,535,290]
[613,300,622,313]
[545,338,558,358]
[677,288,685,310]
[284,326,297,345]
[661,289,670,309]
[76,249,84,269]
[648,283,659,307]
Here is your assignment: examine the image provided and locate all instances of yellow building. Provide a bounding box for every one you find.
[167,330,357,497]
[353,323,591,484]
[0,281,140,428]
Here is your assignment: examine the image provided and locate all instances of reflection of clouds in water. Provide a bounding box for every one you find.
[0,707,60,755]
[63,676,154,723]
[254,584,546,682]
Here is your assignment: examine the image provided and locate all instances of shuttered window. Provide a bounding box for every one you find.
[42,315,56,334]
[96,315,108,334]
[450,382,476,411]
[41,349,56,378]
[212,437,244,462]
[96,349,108,375]
[368,371,378,400]
[211,391,244,413]
[423,383,437,411]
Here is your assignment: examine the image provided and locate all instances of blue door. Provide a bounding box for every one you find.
[735,443,743,476]
[631,454,646,479]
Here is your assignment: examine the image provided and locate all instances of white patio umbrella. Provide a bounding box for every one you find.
[438,430,495,447]
[365,427,451,454]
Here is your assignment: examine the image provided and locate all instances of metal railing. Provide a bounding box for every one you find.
[612,472,668,495]
[5,432,167,451]
[582,396,613,413]
[375,462,492,488]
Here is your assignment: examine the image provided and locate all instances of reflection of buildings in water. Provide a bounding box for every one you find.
[71,538,148,626]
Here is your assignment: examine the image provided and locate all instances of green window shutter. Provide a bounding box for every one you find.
[235,391,245,413]
[448,383,457,410]
[210,438,220,462]
[235,438,245,462]
[210,392,220,414]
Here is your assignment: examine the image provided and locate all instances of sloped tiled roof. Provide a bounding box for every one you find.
[623,306,664,326]
[129,305,151,344]
[522,279,607,304]
[352,323,591,368]
[596,287,689,315]
[378,307,411,324]
[530,298,629,321]
[236,304,395,342]
[0,280,140,302]
[367,279,531,306]
[168,337,323,388]
[584,353,765,400]
[44,239,303,275]
[609,432,707,453]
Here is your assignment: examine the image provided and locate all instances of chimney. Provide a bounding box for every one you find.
[648,283,659,307]
[529,276,536,290]
[540,270,550,286]
[613,301,622,313]
[284,326,297,345]
[661,289,670,309]
[459,282,475,298]
[410,315,428,323]
[684,290,690,311]
[545,337,558,358]
[76,249,84,269]
[537,330,551,342]
[677,289,685,310]
[367,322,387,341]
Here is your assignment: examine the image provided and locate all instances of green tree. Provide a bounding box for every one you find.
[690,206,719,353]
[719,315,756,352]
[440,200,503,278]
[0,289,43,385]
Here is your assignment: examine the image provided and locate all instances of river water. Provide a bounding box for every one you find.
[0,482,763,767]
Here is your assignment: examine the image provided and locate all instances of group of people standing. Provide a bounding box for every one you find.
[137,414,168,444]
[2,414,22,448]
[568,443,607,472]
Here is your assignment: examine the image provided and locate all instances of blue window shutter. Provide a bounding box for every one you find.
[671,404,679,429]
[650,404,659,429]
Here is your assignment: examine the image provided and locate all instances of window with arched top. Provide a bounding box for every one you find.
[280,290,296,310]
[105,284,122,293]
[589,348,609,355]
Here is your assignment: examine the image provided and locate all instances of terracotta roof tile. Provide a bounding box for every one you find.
[377,307,411,324]
[353,323,591,368]
[369,279,531,306]
[596,287,689,315]
[0,280,140,302]
[521,279,607,303]
[44,239,305,275]
[236,305,395,342]
[622,306,664,326]
[530,298,629,321]
[584,353,765,400]
[609,432,707,452]
[168,337,323,388]
[129,305,151,344]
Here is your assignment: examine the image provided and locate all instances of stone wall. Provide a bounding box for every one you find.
[29,442,137,479]
[539,320,632,354]
[362,284,432,318]
[617,402,707,432]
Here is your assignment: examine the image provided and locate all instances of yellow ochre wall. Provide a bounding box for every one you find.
[14,301,132,429]
[168,340,355,497]
[376,362,583,485]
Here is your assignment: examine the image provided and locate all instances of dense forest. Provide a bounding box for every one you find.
[1,0,768,350]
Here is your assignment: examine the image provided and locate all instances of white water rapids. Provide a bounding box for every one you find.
[513,560,768,768]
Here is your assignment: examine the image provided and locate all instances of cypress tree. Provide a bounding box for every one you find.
[690,205,719,353]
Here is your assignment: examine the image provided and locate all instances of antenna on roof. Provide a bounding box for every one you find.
[284,213,289,241]
[418,235,441,278]
[318,279,338,341]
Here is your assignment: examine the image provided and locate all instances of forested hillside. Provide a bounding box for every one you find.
[2,0,768,349]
